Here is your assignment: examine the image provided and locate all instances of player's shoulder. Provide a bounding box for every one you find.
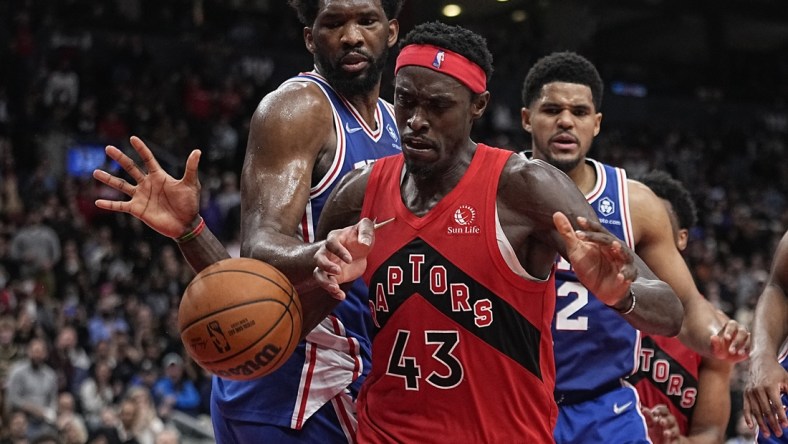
[503,151,576,190]
[254,77,332,121]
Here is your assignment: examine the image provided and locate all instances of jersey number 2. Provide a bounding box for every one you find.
[555,281,589,331]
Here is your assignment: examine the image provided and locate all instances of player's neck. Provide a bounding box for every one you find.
[568,160,597,195]
[344,86,382,129]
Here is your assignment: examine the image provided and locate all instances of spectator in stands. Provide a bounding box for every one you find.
[49,325,91,394]
[5,338,58,438]
[9,208,60,285]
[153,428,179,444]
[124,386,164,444]
[1,410,31,444]
[78,360,117,431]
[0,316,21,386]
[151,353,200,419]
[87,294,129,348]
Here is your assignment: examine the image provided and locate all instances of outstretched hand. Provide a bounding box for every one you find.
[93,136,202,239]
[553,211,635,306]
[709,317,751,362]
[313,218,377,300]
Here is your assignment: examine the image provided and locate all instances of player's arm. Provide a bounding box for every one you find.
[744,230,788,436]
[628,180,749,360]
[679,356,732,443]
[304,167,373,334]
[502,158,683,336]
[235,83,337,287]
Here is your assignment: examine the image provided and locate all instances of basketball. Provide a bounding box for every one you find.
[178,257,302,381]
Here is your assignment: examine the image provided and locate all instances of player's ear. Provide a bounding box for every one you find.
[521,107,533,133]
[470,91,490,121]
[387,19,399,48]
[677,228,689,251]
[304,27,315,54]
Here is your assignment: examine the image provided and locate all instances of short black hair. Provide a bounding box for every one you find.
[639,170,698,229]
[521,51,603,110]
[288,0,405,26]
[399,21,493,83]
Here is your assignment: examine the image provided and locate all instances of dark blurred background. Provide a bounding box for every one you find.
[0,0,786,442]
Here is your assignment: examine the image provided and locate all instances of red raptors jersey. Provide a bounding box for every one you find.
[630,334,702,435]
[358,145,557,443]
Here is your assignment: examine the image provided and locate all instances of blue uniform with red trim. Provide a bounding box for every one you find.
[553,159,650,444]
[211,71,401,444]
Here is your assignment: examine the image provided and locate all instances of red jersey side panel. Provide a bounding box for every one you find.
[358,145,557,443]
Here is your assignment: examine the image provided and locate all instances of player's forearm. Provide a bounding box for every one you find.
[677,297,724,357]
[614,279,683,336]
[750,286,788,360]
[175,219,231,273]
[241,231,326,292]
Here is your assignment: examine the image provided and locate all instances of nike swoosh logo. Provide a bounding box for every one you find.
[345,122,363,133]
[613,401,633,415]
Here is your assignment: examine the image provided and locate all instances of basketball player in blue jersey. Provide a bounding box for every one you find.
[93,0,403,442]
[520,51,751,443]
[744,230,788,443]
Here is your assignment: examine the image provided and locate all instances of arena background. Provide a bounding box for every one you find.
[0,0,787,442]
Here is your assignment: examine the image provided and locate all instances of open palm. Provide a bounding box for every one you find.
[93,136,202,239]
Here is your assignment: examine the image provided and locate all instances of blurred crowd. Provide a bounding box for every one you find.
[0,1,786,442]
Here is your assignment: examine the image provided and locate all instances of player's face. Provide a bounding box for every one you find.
[521,82,602,173]
[307,0,398,97]
[394,66,488,178]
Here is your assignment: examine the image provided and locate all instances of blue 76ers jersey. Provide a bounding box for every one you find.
[212,71,401,430]
[552,159,639,395]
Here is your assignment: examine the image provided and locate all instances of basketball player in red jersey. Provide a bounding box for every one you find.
[630,170,732,444]
[309,22,684,442]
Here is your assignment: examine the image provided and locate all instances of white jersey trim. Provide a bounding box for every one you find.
[290,316,363,429]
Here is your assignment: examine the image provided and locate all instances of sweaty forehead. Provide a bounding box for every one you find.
[320,0,383,15]
[536,82,595,106]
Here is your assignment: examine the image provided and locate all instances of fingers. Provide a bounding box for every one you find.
[315,245,344,276]
[183,149,202,185]
[92,169,135,197]
[553,212,578,250]
[743,393,756,429]
[721,320,751,357]
[130,135,163,174]
[94,199,130,214]
[748,387,787,437]
[357,218,375,247]
[105,145,145,184]
[312,266,345,301]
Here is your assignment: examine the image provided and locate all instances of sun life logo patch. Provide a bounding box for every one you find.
[449,205,480,235]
